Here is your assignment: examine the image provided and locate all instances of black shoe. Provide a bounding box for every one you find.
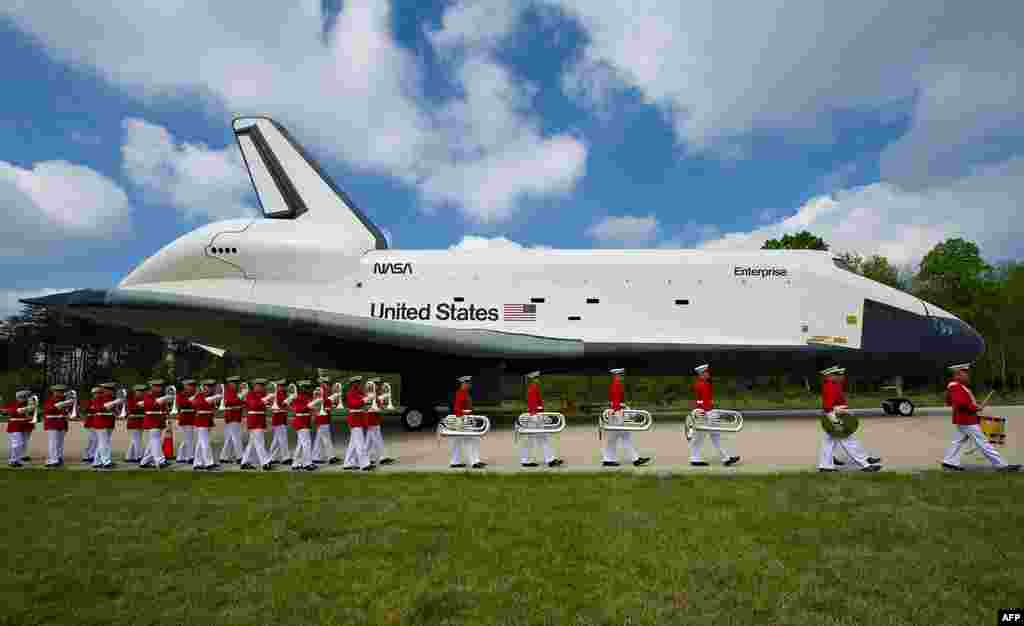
[140,462,155,469]
[818,468,838,472]
[240,464,254,470]
[690,461,709,467]
[81,458,93,464]
[291,466,303,471]
[521,462,539,467]
[176,459,189,464]
[832,457,846,466]
[361,465,375,472]
[861,465,882,472]
[867,457,882,464]
[472,462,487,469]
[602,461,620,467]
[282,459,293,465]
[328,458,341,465]
[104,463,116,470]
[158,460,172,468]
[8,462,22,468]
[205,465,218,471]
[634,457,651,467]
[21,456,31,462]
[268,460,280,466]
[450,463,467,468]
[193,466,204,471]
[343,465,358,471]
[262,464,273,471]
[724,456,741,466]
[312,460,326,465]
[547,460,564,468]
[305,465,318,472]
[941,463,965,472]
[45,463,58,468]
[998,464,1022,472]
[379,458,396,465]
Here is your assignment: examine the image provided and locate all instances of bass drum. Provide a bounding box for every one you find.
[820,412,859,438]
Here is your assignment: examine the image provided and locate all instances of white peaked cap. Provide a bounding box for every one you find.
[347,375,363,383]
[526,371,541,379]
[948,363,972,371]
[820,366,841,376]
[694,364,709,374]
[15,390,31,400]
[457,375,473,383]
[609,368,625,375]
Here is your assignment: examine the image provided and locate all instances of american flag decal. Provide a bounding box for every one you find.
[503,303,537,321]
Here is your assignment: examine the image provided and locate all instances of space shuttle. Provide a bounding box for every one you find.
[25,117,983,429]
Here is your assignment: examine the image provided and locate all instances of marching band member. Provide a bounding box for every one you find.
[219,376,245,464]
[519,371,562,468]
[688,364,740,467]
[81,386,99,464]
[602,369,650,467]
[21,396,35,462]
[240,378,272,471]
[43,384,73,467]
[92,382,120,469]
[5,390,32,467]
[451,375,485,469]
[941,363,1020,472]
[175,380,197,464]
[192,380,221,470]
[311,376,340,465]
[364,377,395,466]
[817,366,880,472]
[342,376,372,471]
[290,380,318,471]
[267,378,292,465]
[140,379,174,469]
[124,384,147,463]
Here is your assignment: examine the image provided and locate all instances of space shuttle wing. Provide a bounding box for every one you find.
[21,288,582,360]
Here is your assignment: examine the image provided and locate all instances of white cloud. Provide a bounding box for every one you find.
[0,288,76,318]
[3,0,587,223]
[449,235,528,251]
[697,157,1024,266]
[121,118,256,222]
[586,214,659,246]
[0,159,131,256]
[552,0,1023,177]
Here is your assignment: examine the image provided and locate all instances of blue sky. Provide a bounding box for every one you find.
[1,1,1022,316]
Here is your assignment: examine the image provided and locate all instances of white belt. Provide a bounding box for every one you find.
[144,411,164,415]
[294,412,311,417]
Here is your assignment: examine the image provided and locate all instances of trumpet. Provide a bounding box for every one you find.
[286,383,298,405]
[264,382,279,409]
[313,386,327,417]
[598,405,652,439]
[218,383,227,411]
[68,390,79,421]
[363,380,396,412]
[115,388,128,419]
[377,382,395,411]
[24,394,40,424]
[514,411,566,442]
[239,381,250,399]
[437,414,491,438]
[684,409,743,442]
[169,386,180,417]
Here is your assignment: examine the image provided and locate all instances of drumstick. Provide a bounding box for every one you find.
[977,390,995,412]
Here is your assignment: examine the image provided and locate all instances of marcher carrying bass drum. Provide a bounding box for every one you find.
[820,406,859,438]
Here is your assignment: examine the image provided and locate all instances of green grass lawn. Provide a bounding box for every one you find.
[1,471,1020,626]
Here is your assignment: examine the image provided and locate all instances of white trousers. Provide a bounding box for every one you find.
[602,431,639,463]
[125,430,144,461]
[519,434,555,464]
[220,422,243,461]
[689,431,732,463]
[365,425,389,462]
[176,425,194,461]
[93,429,113,467]
[47,430,66,465]
[193,427,216,468]
[449,437,481,466]
[241,429,271,467]
[8,432,25,464]
[343,427,370,468]
[139,429,165,466]
[311,424,337,461]
[944,424,1008,468]
[268,425,290,462]
[83,428,97,459]
[292,429,313,468]
[818,432,872,469]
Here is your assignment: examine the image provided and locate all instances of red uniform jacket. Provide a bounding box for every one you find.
[693,379,713,411]
[223,385,243,423]
[244,391,267,430]
[315,385,332,427]
[822,380,847,412]
[175,391,195,427]
[454,388,472,416]
[4,401,22,433]
[93,395,115,430]
[271,387,289,427]
[43,395,70,431]
[291,394,312,430]
[83,397,95,429]
[344,386,366,428]
[609,379,624,411]
[126,392,144,430]
[142,392,167,430]
[192,393,216,428]
[527,383,543,415]
[946,381,980,426]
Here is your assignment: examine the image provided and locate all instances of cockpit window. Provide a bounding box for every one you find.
[833,257,858,273]
[931,317,962,337]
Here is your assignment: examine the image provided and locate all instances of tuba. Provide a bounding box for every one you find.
[684,409,743,442]
[820,406,859,438]
[514,411,566,442]
[598,405,652,439]
[437,414,491,440]
[116,388,128,419]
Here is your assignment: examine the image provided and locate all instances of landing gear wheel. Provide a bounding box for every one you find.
[402,407,428,431]
[896,399,914,417]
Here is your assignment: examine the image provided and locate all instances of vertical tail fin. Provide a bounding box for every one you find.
[232,116,387,249]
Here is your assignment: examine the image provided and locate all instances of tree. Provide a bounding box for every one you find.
[833,251,862,273]
[762,231,829,250]
[914,238,992,310]
[860,255,901,289]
